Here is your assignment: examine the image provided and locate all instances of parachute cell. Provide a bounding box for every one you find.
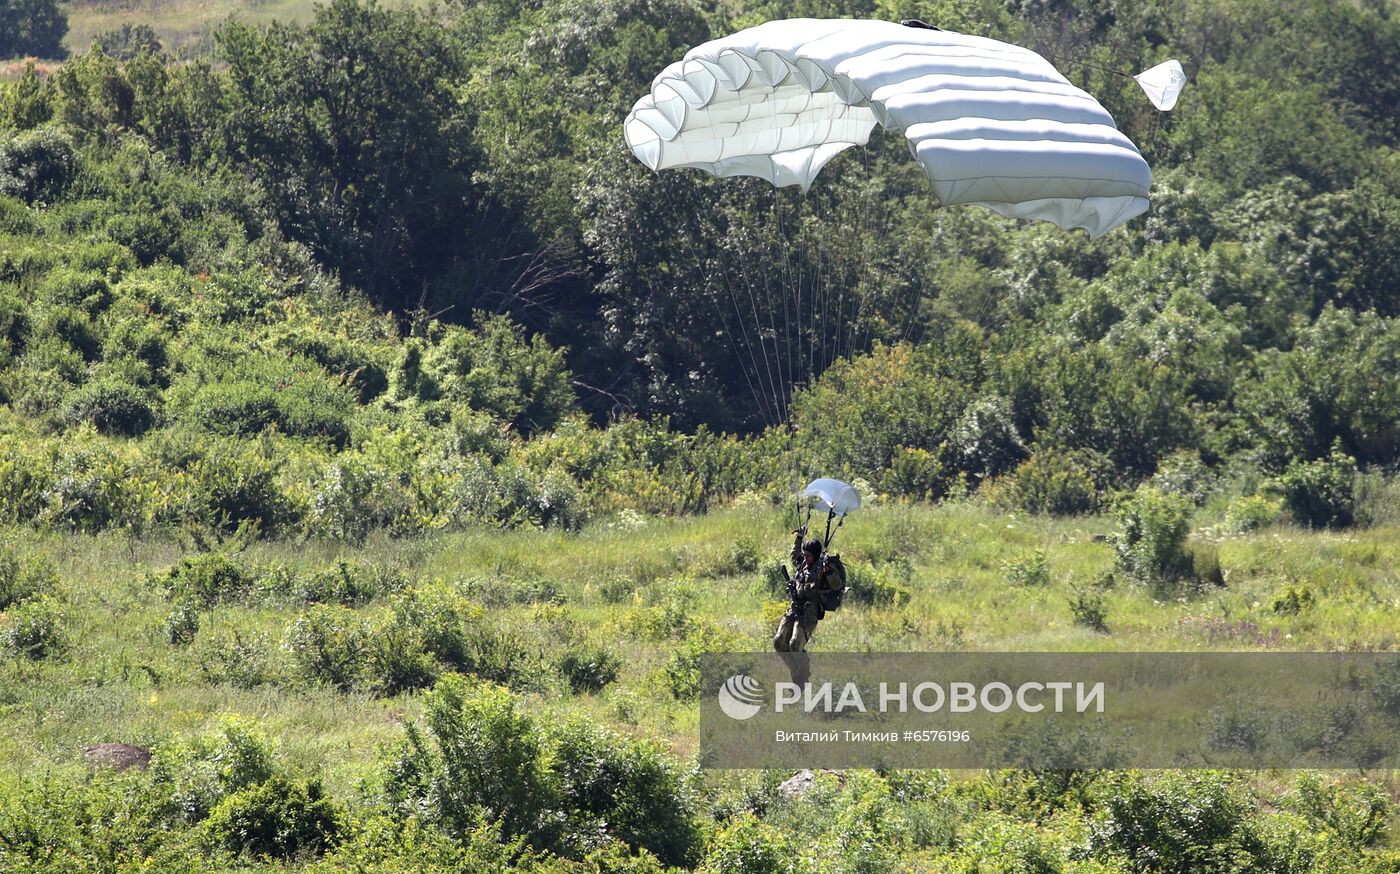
[625,19,1153,237]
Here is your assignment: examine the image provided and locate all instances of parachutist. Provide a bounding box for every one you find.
[772,528,846,656]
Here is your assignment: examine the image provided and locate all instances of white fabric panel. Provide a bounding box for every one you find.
[1134,59,1187,111]
[625,18,1152,236]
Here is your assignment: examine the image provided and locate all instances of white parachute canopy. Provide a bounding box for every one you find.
[802,478,861,517]
[1134,59,1187,111]
[626,18,1154,237]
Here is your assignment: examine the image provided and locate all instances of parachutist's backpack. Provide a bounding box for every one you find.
[819,553,847,612]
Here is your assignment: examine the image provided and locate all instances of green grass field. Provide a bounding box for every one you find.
[59,0,417,57]
[4,499,1398,796]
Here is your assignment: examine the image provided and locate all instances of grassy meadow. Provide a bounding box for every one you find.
[58,0,417,57]
[4,499,1399,834]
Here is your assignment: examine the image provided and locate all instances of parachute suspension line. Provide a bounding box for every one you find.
[848,145,877,367]
[851,144,885,367]
[744,221,788,426]
[817,201,823,380]
[776,191,796,424]
[893,211,927,351]
[831,181,848,373]
[758,195,787,426]
[724,241,783,427]
[729,220,780,425]
[1041,52,1139,83]
[773,194,805,508]
[658,180,777,428]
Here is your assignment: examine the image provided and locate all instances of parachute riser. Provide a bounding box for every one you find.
[822,509,846,551]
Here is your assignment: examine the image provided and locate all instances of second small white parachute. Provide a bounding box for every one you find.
[626,19,1154,237]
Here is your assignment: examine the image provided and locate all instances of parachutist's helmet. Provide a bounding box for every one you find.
[803,539,823,559]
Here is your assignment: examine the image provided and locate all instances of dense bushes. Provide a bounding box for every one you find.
[203,775,346,860]
[0,537,55,610]
[384,675,699,866]
[0,127,75,202]
[1271,445,1357,528]
[0,593,65,658]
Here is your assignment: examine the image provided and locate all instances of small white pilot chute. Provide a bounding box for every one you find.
[1133,59,1188,112]
[802,478,862,518]
[800,478,861,549]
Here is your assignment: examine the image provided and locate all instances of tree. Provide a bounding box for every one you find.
[0,0,68,59]
[214,0,487,306]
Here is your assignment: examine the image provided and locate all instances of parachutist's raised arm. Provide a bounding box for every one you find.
[791,526,806,567]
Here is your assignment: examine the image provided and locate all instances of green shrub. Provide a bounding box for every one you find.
[0,127,76,203]
[0,195,38,234]
[0,290,30,359]
[105,211,176,266]
[388,582,536,688]
[1353,473,1400,528]
[275,374,357,448]
[557,643,621,694]
[183,447,293,536]
[1114,486,1195,589]
[36,268,112,312]
[368,623,439,695]
[284,605,370,692]
[597,574,636,604]
[151,718,277,823]
[165,600,200,646]
[940,812,1062,874]
[1152,450,1218,505]
[1,594,66,659]
[0,771,178,870]
[997,449,1109,516]
[197,631,277,690]
[306,815,520,872]
[36,436,142,532]
[1272,446,1357,528]
[701,813,797,874]
[1068,585,1109,633]
[552,719,699,866]
[728,537,761,574]
[425,316,577,436]
[469,575,561,608]
[1191,544,1225,587]
[186,382,280,437]
[1003,550,1051,587]
[1088,772,1270,873]
[386,676,558,845]
[1290,774,1394,852]
[44,304,101,361]
[532,465,588,531]
[93,22,162,59]
[1224,494,1284,533]
[62,380,157,436]
[0,538,56,610]
[162,552,257,607]
[844,563,911,607]
[308,457,411,541]
[292,560,388,606]
[203,775,345,860]
[1271,586,1316,616]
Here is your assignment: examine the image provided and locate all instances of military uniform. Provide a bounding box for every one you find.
[772,530,842,654]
